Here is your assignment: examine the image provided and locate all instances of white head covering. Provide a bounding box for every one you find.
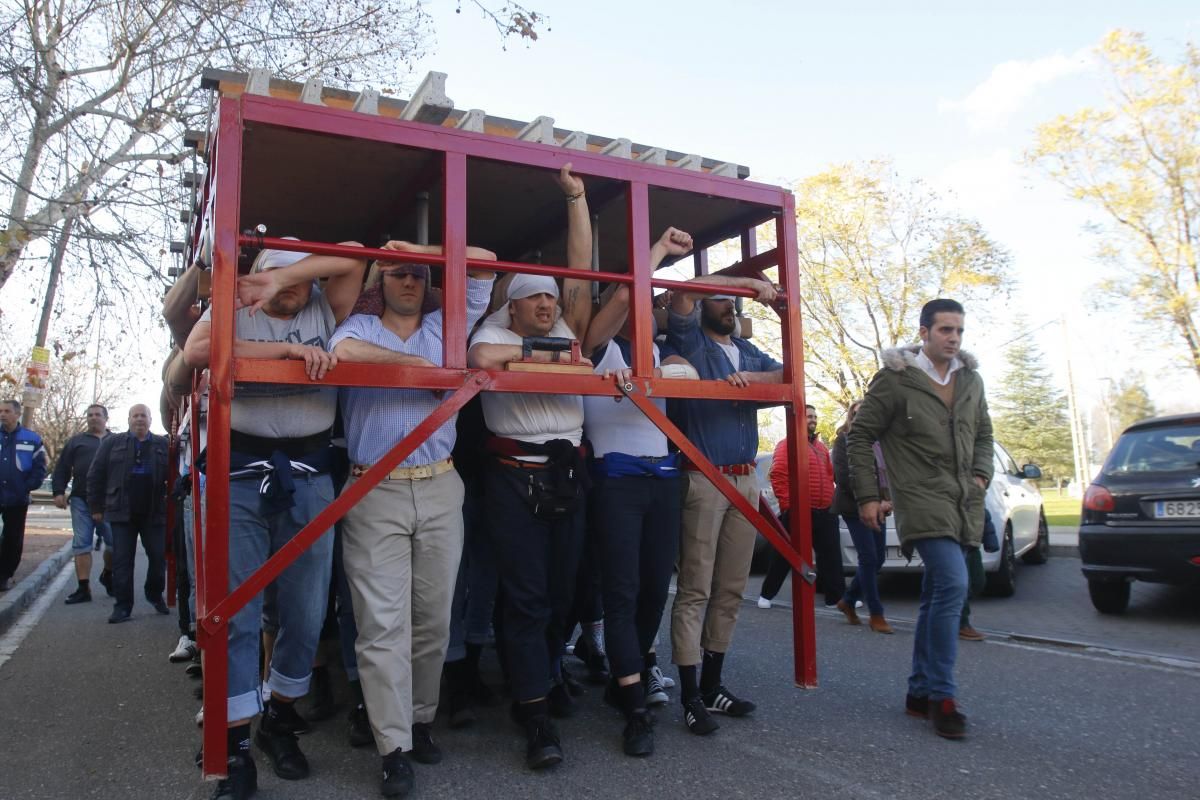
[251,236,310,273]
[706,293,735,302]
[506,273,559,302]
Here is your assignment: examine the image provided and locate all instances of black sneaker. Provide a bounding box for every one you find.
[643,668,668,707]
[622,710,655,757]
[905,693,929,719]
[65,586,92,605]
[547,681,576,718]
[186,660,203,679]
[523,716,563,770]
[381,748,415,797]
[98,569,114,597]
[255,713,310,779]
[148,595,169,615]
[410,722,442,765]
[210,753,257,800]
[681,696,719,736]
[348,703,373,748]
[702,685,756,717]
[107,608,131,624]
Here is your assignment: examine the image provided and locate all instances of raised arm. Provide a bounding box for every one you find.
[236,242,367,324]
[557,163,594,340]
[378,240,498,281]
[163,263,203,348]
[668,273,778,316]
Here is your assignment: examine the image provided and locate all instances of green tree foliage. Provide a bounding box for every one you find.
[1109,376,1157,433]
[792,160,1011,412]
[1027,30,1200,379]
[991,330,1074,483]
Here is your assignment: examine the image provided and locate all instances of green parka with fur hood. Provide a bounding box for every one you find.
[846,345,994,552]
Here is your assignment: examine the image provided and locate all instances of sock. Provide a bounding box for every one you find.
[228,723,251,756]
[678,665,699,701]
[644,650,658,670]
[78,579,90,590]
[616,681,646,717]
[700,650,725,694]
[516,698,549,723]
[587,620,605,656]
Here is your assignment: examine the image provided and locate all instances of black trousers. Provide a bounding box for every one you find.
[172,499,191,633]
[595,472,680,679]
[111,515,166,614]
[0,504,29,580]
[761,508,844,604]
[485,460,586,703]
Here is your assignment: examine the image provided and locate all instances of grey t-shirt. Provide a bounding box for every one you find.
[200,290,337,438]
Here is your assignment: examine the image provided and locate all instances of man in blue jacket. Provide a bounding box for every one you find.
[0,399,48,592]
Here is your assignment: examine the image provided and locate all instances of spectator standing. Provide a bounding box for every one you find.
[0,399,48,592]
[87,404,170,623]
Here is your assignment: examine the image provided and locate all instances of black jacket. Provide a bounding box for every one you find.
[51,431,111,501]
[87,432,169,523]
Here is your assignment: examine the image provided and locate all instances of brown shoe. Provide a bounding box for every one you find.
[958,625,986,641]
[868,615,893,634]
[835,599,861,625]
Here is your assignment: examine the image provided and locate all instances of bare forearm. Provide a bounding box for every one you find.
[468,344,523,370]
[333,339,432,366]
[742,369,784,384]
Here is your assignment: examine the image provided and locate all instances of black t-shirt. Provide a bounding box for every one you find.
[127,436,154,515]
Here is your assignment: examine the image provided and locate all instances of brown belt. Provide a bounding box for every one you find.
[351,457,454,481]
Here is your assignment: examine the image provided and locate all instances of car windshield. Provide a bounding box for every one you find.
[1105,424,1200,474]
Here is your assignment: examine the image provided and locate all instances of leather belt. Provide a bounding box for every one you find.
[351,457,454,481]
[682,462,754,476]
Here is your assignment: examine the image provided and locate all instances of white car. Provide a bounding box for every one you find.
[838,442,1049,596]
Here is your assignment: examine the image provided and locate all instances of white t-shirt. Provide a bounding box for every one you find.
[717,340,740,371]
[469,320,584,446]
[583,340,667,458]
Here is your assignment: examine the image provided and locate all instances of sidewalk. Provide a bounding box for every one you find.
[0,525,73,636]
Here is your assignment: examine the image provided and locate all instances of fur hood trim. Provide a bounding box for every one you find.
[881,345,979,373]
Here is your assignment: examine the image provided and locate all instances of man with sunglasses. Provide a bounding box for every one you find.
[86,404,169,623]
[329,240,495,798]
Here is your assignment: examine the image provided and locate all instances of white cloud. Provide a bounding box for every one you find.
[938,48,1095,132]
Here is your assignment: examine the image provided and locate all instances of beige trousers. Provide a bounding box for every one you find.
[341,469,465,755]
[670,471,759,666]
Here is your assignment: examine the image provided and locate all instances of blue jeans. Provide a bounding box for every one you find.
[70,496,111,554]
[909,537,968,701]
[842,516,885,616]
[226,473,334,722]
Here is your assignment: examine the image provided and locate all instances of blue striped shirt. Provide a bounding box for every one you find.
[329,278,493,466]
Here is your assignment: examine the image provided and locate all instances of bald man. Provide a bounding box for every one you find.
[87,404,170,623]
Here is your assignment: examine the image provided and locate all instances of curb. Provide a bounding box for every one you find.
[0,541,73,637]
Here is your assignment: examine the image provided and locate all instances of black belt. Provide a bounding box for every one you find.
[230,428,331,460]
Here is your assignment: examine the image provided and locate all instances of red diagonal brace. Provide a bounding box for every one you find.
[617,382,814,579]
[199,371,491,637]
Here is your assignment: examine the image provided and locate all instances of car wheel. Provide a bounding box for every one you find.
[985,527,1016,597]
[1022,511,1050,565]
[1087,579,1131,614]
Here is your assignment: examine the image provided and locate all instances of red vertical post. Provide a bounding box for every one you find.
[201,96,244,778]
[190,384,204,617]
[442,152,468,369]
[777,194,817,688]
[626,182,653,377]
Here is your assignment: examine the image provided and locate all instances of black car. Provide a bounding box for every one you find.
[1079,413,1200,614]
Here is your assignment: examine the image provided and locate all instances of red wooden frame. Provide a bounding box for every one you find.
[193,92,814,778]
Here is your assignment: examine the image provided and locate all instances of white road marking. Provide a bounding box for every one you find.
[0,560,74,670]
[985,638,1200,677]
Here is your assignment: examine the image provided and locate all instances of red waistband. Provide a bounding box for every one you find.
[682,461,754,476]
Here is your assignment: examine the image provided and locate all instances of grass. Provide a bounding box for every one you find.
[1041,493,1082,528]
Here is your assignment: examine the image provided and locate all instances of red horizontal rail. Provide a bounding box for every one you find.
[239,95,788,208]
[242,236,446,265]
[231,360,794,403]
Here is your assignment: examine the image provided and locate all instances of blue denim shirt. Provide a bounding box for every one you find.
[666,306,782,466]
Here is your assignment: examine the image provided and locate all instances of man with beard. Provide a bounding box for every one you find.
[666,280,781,736]
[183,239,365,800]
[466,164,594,771]
[328,240,495,798]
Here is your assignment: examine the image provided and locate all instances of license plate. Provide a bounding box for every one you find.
[1154,500,1200,519]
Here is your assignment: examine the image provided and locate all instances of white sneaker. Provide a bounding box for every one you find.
[854,600,864,610]
[757,596,772,609]
[650,664,675,690]
[169,634,198,663]
[195,707,204,727]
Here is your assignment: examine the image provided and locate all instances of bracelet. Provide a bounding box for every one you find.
[566,191,585,203]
